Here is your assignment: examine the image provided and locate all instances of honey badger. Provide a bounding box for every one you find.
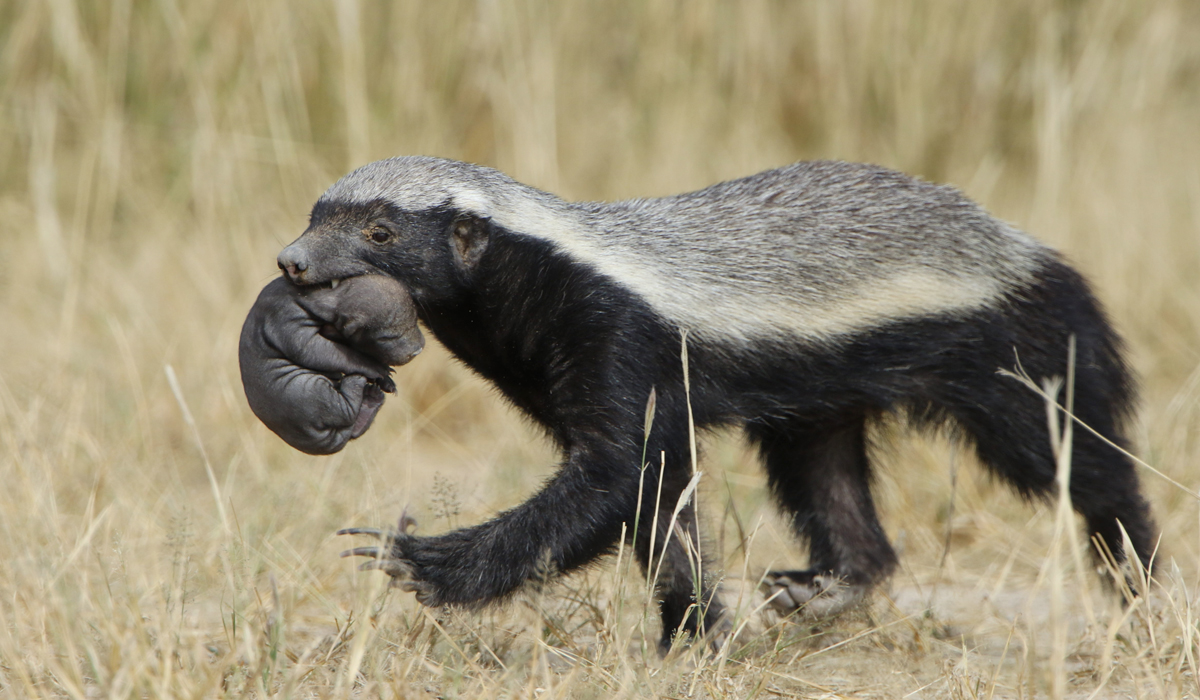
[275,157,1154,648]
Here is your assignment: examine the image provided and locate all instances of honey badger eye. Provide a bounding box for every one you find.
[369,227,391,243]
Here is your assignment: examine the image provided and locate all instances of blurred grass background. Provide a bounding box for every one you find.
[2,0,1200,697]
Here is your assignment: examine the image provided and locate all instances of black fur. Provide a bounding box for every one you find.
[273,195,1154,649]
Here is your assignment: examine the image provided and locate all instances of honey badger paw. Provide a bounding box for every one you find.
[337,513,438,603]
[760,569,870,619]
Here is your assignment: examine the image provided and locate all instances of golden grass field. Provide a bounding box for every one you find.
[2,1,1199,697]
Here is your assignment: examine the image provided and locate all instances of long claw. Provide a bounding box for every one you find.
[360,559,411,577]
[398,580,432,603]
[340,546,386,559]
[337,517,418,586]
[766,585,797,609]
[397,509,417,535]
[337,527,388,538]
[761,570,867,618]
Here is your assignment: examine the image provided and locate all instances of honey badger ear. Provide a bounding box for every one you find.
[450,214,490,270]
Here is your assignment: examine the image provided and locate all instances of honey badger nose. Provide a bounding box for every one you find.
[277,245,309,282]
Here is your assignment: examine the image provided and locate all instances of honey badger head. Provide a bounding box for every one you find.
[276,157,560,306]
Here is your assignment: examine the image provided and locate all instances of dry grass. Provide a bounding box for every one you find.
[2,0,1200,697]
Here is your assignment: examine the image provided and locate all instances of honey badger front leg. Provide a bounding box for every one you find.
[338,440,639,604]
[339,418,727,649]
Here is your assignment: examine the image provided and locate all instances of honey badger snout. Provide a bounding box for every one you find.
[278,244,310,283]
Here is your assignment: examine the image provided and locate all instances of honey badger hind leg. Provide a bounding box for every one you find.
[749,417,897,619]
[934,264,1157,582]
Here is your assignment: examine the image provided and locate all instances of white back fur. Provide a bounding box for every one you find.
[320,157,1047,343]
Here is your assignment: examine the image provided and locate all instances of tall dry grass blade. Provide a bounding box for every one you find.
[165,364,229,533]
[1059,342,1097,628]
[645,450,666,593]
[1001,361,1199,501]
[678,330,707,639]
[680,331,697,478]
[714,518,781,675]
[1046,337,1076,700]
[650,469,703,607]
[50,505,111,586]
[643,385,657,446]
[630,386,657,565]
[29,85,66,281]
[335,0,369,169]
[337,578,386,697]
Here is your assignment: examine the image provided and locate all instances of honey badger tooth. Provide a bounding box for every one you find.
[330,278,340,289]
